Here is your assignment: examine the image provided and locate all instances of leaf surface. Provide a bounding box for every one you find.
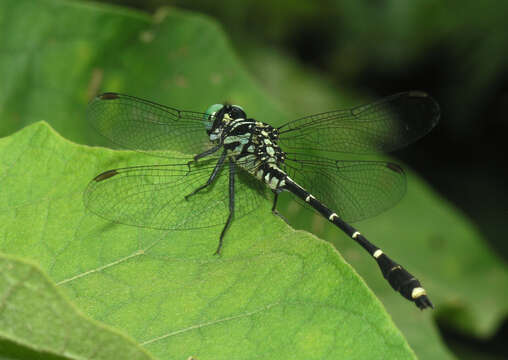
[0,122,415,359]
[0,253,153,360]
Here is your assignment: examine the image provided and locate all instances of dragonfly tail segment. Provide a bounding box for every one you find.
[373,250,433,309]
[282,176,433,310]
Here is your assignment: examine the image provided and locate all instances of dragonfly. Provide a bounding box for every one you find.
[84,91,440,310]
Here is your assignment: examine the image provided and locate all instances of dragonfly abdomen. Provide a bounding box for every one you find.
[281,176,432,309]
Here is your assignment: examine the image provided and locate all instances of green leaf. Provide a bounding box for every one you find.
[0,121,416,359]
[0,253,153,360]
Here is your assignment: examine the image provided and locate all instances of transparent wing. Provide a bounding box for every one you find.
[283,154,406,222]
[87,93,215,157]
[83,157,269,231]
[278,91,440,154]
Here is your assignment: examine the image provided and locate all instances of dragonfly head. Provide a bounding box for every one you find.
[204,104,246,134]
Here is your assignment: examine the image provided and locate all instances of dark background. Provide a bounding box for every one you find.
[98,1,508,358]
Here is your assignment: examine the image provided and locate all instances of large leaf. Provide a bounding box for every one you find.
[0,253,153,360]
[0,122,416,359]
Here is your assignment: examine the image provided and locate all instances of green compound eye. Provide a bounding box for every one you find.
[203,104,224,130]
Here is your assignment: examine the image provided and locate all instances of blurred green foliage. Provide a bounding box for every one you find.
[166,0,508,125]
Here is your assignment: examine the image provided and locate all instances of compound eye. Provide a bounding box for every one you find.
[229,105,246,120]
[203,104,224,130]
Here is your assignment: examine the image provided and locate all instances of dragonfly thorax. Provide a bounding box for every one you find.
[205,104,287,188]
[247,121,285,164]
[223,119,287,190]
[206,104,285,164]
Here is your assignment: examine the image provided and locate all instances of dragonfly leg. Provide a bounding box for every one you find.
[215,159,236,255]
[186,143,223,171]
[271,190,290,224]
[185,151,226,200]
